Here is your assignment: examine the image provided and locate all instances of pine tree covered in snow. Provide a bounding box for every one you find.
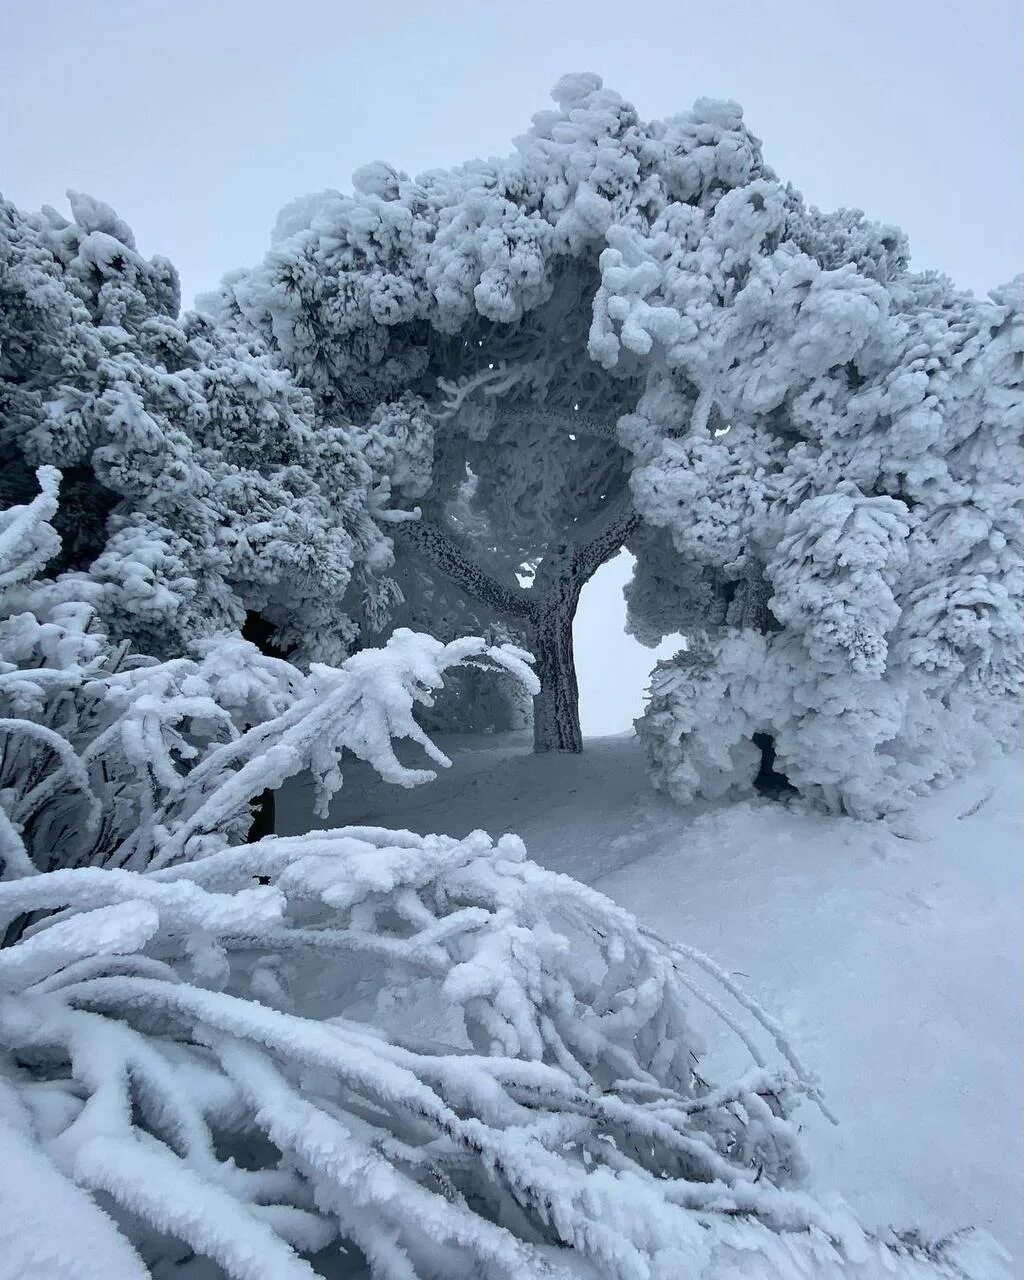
[0,476,1010,1280]
[0,191,398,665]
[204,73,1021,806]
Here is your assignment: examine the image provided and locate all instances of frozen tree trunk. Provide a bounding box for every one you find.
[398,505,640,754]
[530,609,581,750]
[529,554,585,753]
[528,505,640,751]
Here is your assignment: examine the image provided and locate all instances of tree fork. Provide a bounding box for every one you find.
[398,504,640,753]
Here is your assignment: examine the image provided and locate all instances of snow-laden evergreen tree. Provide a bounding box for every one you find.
[0,191,397,664]
[0,472,1011,1279]
[205,72,1021,806]
[203,75,678,751]
[625,227,1023,815]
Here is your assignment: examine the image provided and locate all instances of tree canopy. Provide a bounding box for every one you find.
[203,72,1020,802]
[2,72,1017,802]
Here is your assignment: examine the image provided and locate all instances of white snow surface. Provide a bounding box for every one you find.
[279,732,1023,1263]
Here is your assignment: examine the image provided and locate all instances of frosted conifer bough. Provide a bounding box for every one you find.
[0,831,1011,1280]
[0,470,538,879]
[0,472,1012,1279]
[206,72,1021,805]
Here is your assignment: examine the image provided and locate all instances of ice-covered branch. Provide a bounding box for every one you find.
[1,474,538,875]
[396,514,535,620]
[433,362,535,421]
[1,828,1004,1279]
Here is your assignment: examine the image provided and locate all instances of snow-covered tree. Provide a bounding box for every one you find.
[0,191,397,665]
[202,75,709,751]
[206,73,1020,803]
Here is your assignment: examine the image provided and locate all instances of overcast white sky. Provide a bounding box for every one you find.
[2,0,1021,733]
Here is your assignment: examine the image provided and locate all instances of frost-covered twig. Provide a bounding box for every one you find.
[433,362,535,421]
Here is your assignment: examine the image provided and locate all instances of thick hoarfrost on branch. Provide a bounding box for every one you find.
[768,486,911,678]
[205,72,1020,795]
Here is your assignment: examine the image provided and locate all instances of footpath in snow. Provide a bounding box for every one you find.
[279,733,1023,1262]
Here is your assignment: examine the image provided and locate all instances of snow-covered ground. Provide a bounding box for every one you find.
[279,734,1023,1264]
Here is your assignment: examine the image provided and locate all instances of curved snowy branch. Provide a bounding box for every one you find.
[0,830,1005,1280]
[396,514,535,620]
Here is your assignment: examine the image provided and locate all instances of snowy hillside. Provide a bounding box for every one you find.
[280,735,1024,1261]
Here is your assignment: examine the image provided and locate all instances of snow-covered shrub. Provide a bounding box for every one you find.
[0,469,538,884]
[636,476,1021,818]
[638,627,1020,819]
[2,827,1012,1280]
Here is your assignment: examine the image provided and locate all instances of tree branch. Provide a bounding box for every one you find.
[573,497,642,579]
[529,493,640,608]
[497,405,619,440]
[396,515,534,620]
